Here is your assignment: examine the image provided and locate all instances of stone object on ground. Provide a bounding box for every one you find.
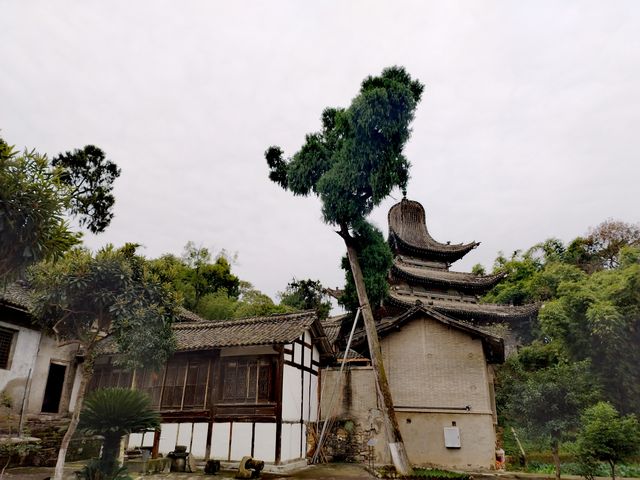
[205,459,221,474]
[236,456,265,479]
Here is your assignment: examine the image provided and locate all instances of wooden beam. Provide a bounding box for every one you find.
[275,345,284,465]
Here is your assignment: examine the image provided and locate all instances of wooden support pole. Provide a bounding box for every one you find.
[341,228,412,475]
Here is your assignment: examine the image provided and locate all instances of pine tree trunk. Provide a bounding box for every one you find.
[342,231,412,475]
[53,363,92,480]
[551,439,561,480]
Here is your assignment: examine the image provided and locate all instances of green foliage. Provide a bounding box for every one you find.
[196,281,295,320]
[0,137,120,282]
[279,278,331,319]
[266,66,423,227]
[76,458,131,480]
[78,388,159,478]
[538,252,640,413]
[52,145,121,234]
[338,221,393,313]
[501,356,599,442]
[147,242,240,313]
[79,387,159,436]
[29,245,177,369]
[0,138,80,280]
[576,402,640,479]
[374,466,470,479]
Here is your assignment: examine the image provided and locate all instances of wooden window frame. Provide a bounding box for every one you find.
[0,327,17,370]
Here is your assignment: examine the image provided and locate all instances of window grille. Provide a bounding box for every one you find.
[0,327,16,370]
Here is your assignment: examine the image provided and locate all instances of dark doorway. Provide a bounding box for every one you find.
[41,363,67,413]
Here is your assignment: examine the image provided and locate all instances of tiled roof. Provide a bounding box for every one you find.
[388,199,478,261]
[391,260,506,293]
[352,305,505,364]
[388,291,539,323]
[321,314,350,347]
[0,281,33,311]
[172,311,319,351]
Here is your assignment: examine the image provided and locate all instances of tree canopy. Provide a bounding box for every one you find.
[279,278,332,319]
[0,137,120,282]
[576,402,640,480]
[266,66,423,228]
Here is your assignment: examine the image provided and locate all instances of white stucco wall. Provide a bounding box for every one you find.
[0,321,40,410]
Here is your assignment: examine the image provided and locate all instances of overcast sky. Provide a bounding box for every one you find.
[2,1,639,306]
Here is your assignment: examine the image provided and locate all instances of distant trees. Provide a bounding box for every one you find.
[148,242,240,314]
[486,220,640,474]
[279,278,332,319]
[0,137,120,282]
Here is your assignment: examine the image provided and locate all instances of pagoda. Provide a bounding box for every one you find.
[384,198,538,328]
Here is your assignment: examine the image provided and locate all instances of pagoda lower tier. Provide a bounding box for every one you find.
[391,257,506,296]
[387,287,538,325]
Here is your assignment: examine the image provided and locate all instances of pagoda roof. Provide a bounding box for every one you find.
[388,199,479,262]
[352,305,505,363]
[387,290,539,324]
[391,260,506,294]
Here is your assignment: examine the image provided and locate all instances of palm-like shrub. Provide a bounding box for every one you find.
[79,388,160,475]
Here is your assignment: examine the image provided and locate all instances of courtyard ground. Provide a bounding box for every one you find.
[3,463,639,480]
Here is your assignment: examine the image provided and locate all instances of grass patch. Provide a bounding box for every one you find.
[512,461,640,478]
[372,466,470,479]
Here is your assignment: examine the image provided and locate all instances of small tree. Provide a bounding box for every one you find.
[266,66,423,474]
[502,357,599,480]
[79,388,160,477]
[29,245,178,480]
[576,402,640,480]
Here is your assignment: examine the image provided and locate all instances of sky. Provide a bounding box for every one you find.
[2,1,639,306]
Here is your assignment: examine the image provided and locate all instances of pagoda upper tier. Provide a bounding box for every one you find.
[391,256,506,295]
[388,199,479,265]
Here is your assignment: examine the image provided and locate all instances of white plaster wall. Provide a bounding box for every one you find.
[0,322,40,409]
[309,371,318,421]
[177,422,192,449]
[280,423,291,462]
[303,335,312,369]
[230,422,253,460]
[158,423,179,455]
[191,423,209,458]
[253,423,276,462]
[293,342,301,365]
[281,364,301,421]
[28,333,80,414]
[212,422,231,460]
[302,371,309,420]
[128,433,142,449]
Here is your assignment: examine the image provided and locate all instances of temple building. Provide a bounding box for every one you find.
[385,199,538,337]
[320,199,538,470]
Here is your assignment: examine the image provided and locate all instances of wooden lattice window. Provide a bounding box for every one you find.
[88,360,132,391]
[0,327,16,370]
[134,368,164,408]
[220,357,275,404]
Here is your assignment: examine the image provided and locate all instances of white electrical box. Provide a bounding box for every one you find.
[443,426,461,448]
